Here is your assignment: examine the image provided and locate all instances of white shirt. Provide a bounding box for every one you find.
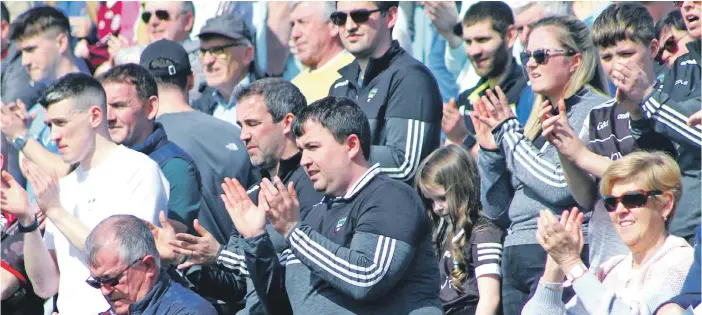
[43,145,169,315]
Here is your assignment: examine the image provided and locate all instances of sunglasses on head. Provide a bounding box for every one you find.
[85,258,142,289]
[601,190,663,212]
[330,9,385,26]
[141,10,170,24]
[520,48,577,65]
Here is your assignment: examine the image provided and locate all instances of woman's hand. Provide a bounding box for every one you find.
[536,208,584,268]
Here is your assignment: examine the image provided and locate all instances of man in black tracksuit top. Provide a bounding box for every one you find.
[327,1,442,185]
[226,97,442,315]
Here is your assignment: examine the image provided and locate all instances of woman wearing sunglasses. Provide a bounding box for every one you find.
[471,15,609,314]
[415,144,504,315]
[656,10,694,68]
[522,151,694,315]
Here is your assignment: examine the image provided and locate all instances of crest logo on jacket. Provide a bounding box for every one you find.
[366,88,378,103]
[335,217,347,232]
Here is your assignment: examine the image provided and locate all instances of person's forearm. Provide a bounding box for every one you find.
[265,3,292,75]
[560,154,597,210]
[437,29,463,49]
[542,256,566,283]
[475,297,501,315]
[22,139,71,177]
[572,149,612,179]
[0,269,21,300]
[44,206,91,252]
[21,214,59,299]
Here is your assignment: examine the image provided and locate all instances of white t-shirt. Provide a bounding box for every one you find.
[43,145,169,315]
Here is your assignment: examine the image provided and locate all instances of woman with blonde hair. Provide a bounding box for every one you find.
[471,15,610,314]
[523,151,694,314]
[416,144,504,315]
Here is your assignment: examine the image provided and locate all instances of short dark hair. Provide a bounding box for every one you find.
[463,1,514,36]
[97,64,159,104]
[146,58,190,91]
[9,6,70,42]
[656,10,687,38]
[592,3,656,49]
[40,73,107,113]
[374,1,399,12]
[1,2,9,24]
[292,96,371,160]
[235,78,307,122]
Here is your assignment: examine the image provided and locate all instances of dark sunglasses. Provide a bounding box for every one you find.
[198,42,245,57]
[141,10,170,24]
[520,48,577,65]
[602,190,663,212]
[86,258,142,289]
[330,9,385,26]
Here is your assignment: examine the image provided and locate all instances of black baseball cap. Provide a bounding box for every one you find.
[197,13,252,42]
[140,39,192,77]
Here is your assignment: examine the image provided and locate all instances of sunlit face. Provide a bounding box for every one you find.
[525,26,578,99]
[420,185,449,217]
[515,4,545,46]
[296,121,353,196]
[199,37,252,91]
[88,250,150,315]
[143,2,191,42]
[681,1,702,39]
[658,26,693,67]
[104,82,153,147]
[45,98,97,165]
[236,95,288,170]
[607,180,673,254]
[18,33,63,82]
[598,39,655,82]
[463,19,510,78]
[290,2,338,68]
[335,1,392,59]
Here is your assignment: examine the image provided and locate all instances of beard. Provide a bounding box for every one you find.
[486,42,511,79]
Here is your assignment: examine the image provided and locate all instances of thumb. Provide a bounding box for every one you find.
[16,98,26,113]
[558,100,567,120]
[158,211,169,228]
[1,170,17,187]
[449,98,456,109]
[193,219,210,237]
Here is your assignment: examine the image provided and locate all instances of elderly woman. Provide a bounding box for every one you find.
[522,151,694,315]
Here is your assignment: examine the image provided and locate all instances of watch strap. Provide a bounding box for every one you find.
[18,217,39,233]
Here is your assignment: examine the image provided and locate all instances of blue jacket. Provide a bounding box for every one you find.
[101,271,217,315]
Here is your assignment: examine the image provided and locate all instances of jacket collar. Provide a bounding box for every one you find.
[131,123,168,155]
[261,151,302,182]
[338,40,403,87]
[321,163,381,206]
[128,271,171,314]
[686,39,701,64]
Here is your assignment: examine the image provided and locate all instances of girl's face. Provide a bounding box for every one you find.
[422,185,450,217]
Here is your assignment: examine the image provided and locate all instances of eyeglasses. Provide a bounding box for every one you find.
[141,10,171,24]
[602,190,663,212]
[198,42,245,58]
[85,258,143,289]
[330,9,385,26]
[520,48,577,65]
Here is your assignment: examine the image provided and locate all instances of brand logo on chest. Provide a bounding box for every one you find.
[366,88,378,103]
[334,217,347,233]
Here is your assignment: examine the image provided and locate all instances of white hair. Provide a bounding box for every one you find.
[289,1,336,22]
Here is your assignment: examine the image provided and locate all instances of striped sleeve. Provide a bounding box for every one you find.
[637,90,702,148]
[470,226,504,278]
[374,117,438,183]
[286,223,415,301]
[215,236,249,276]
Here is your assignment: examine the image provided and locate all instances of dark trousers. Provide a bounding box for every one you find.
[501,244,589,315]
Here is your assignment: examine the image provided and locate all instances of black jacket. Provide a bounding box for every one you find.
[661,39,701,102]
[328,40,442,185]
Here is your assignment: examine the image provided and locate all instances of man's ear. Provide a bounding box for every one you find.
[146,95,159,120]
[90,105,104,128]
[504,24,518,50]
[385,6,398,30]
[282,113,296,135]
[187,73,194,92]
[142,255,159,278]
[649,38,660,60]
[345,134,362,160]
[184,11,195,33]
[56,32,70,55]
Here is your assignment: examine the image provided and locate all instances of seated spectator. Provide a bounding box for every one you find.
[84,214,216,315]
[98,63,201,234]
[657,1,701,102]
[192,13,263,125]
[416,144,504,315]
[522,151,694,315]
[472,15,609,314]
[289,1,354,103]
[656,10,694,70]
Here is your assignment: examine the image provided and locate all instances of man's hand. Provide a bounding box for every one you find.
[688,110,702,126]
[23,160,62,212]
[0,101,30,141]
[540,99,586,162]
[612,62,653,120]
[442,98,470,144]
[221,178,266,238]
[144,211,183,265]
[0,170,32,222]
[169,219,222,270]
[260,177,300,238]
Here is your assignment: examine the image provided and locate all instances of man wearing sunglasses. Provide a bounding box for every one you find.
[85,214,216,315]
[656,10,695,69]
[328,1,442,186]
[442,1,528,158]
[192,14,264,126]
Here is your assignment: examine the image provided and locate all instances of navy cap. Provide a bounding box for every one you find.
[140,39,192,77]
[197,13,252,42]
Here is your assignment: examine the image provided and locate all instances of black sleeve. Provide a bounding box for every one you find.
[242,232,293,315]
[634,89,701,149]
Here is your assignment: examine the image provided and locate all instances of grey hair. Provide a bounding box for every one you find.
[289,1,336,22]
[85,215,161,271]
[514,1,572,17]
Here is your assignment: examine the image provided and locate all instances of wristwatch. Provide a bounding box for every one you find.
[18,217,39,233]
[566,263,588,284]
[12,132,30,151]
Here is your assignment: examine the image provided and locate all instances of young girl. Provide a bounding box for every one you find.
[416,144,504,315]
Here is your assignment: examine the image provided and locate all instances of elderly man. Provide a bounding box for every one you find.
[289,1,354,102]
[85,214,216,314]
